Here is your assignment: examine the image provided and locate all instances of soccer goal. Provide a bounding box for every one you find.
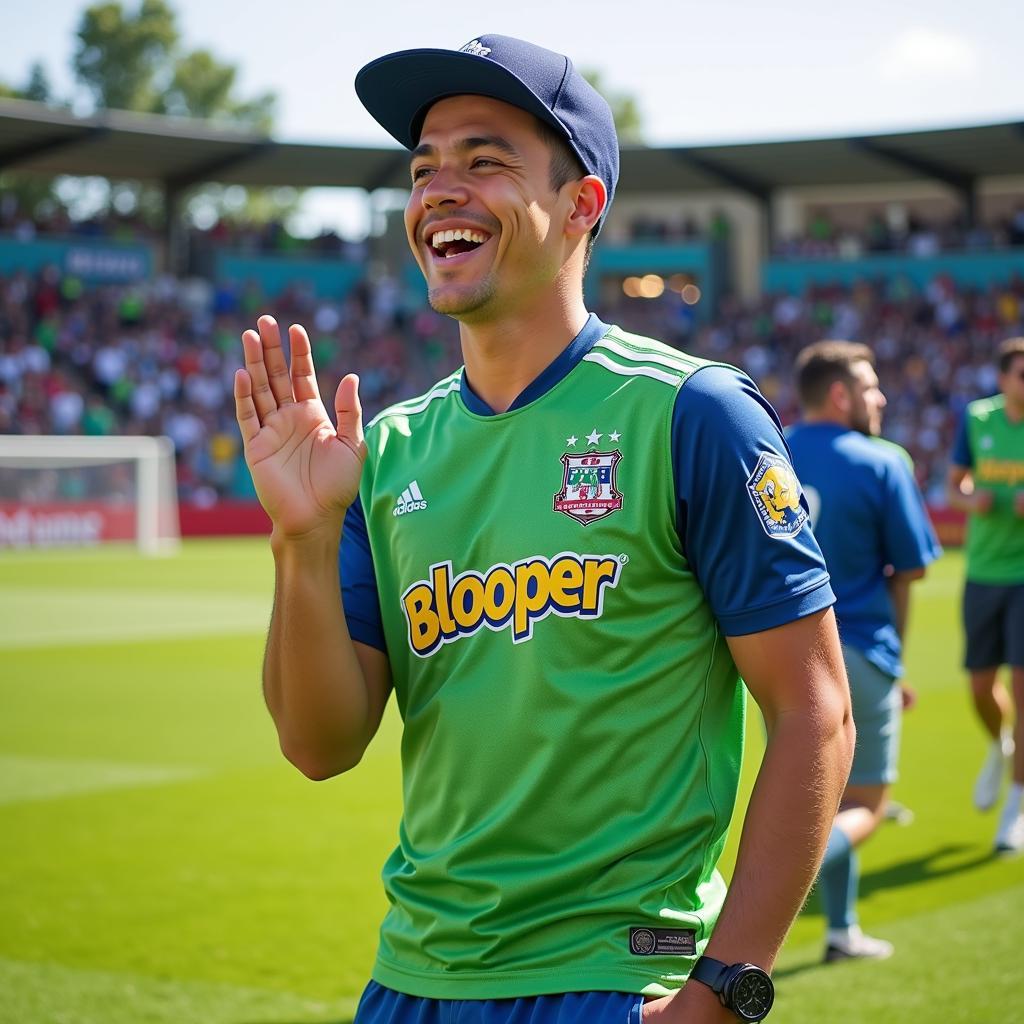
[0,435,180,555]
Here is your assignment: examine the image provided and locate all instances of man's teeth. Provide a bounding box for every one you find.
[431,228,489,249]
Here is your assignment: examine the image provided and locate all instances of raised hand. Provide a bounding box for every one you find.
[234,315,366,538]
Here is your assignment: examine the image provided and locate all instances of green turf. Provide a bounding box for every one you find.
[0,541,1020,1023]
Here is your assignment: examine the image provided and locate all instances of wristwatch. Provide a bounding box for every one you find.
[689,955,775,1022]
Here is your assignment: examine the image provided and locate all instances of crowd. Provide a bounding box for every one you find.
[774,207,1024,261]
[1,260,1021,506]
[1,197,368,263]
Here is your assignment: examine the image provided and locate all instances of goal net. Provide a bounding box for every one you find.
[0,435,180,555]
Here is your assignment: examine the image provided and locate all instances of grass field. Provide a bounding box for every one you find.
[1,540,1021,1024]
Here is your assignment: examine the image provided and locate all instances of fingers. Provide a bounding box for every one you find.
[241,322,277,421]
[233,368,261,444]
[241,316,292,421]
[258,315,296,408]
[288,323,322,403]
[334,373,366,460]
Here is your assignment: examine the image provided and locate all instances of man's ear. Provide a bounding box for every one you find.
[565,175,607,239]
[829,378,852,413]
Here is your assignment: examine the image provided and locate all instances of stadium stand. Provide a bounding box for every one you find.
[2,100,1024,543]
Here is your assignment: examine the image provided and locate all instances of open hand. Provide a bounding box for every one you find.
[234,315,366,538]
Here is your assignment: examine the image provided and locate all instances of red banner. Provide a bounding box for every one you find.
[179,501,271,537]
[0,501,136,547]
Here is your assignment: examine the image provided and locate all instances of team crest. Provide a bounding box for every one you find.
[553,451,623,525]
[746,453,808,537]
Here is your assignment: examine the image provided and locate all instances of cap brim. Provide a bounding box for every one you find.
[355,48,572,151]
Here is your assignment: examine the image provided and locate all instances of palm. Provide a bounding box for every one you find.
[246,399,362,534]
[235,317,366,538]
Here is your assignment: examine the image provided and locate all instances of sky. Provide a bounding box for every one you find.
[2,0,1021,234]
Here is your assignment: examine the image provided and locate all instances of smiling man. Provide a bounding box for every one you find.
[234,35,854,1024]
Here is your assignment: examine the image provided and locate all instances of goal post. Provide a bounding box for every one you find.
[0,435,181,555]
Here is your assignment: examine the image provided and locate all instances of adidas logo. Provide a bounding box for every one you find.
[393,480,428,517]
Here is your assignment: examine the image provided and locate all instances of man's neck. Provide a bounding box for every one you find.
[802,410,850,429]
[458,289,590,413]
[1003,396,1024,424]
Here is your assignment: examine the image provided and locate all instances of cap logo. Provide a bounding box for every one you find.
[460,39,492,57]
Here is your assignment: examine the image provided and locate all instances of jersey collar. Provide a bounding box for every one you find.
[459,313,610,416]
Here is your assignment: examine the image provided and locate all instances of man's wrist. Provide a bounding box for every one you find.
[689,956,775,1022]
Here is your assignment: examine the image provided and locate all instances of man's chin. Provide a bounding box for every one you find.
[427,282,496,319]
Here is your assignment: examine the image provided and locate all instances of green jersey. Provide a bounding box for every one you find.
[957,395,1024,583]
[345,318,833,998]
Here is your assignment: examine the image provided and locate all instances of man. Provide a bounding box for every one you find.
[234,35,854,1024]
[787,341,940,963]
[947,336,1024,854]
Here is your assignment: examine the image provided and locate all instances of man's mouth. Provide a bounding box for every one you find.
[429,228,491,260]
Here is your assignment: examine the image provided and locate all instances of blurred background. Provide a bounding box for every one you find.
[1,3,1022,1023]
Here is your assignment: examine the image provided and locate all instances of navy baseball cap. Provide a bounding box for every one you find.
[355,34,619,234]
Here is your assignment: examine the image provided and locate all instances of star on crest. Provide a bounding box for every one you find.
[586,428,602,446]
[609,430,621,442]
[565,435,578,447]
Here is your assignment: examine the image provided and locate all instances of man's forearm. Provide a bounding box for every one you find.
[265,526,378,779]
[704,698,854,970]
[888,577,913,638]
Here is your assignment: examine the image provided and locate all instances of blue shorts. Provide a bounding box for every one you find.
[354,981,646,1024]
[844,645,901,786]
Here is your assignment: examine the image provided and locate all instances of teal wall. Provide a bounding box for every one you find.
[215,251,364,298]
[0,236,152,282]
[590,241,718,315]
[764,250,1024,293]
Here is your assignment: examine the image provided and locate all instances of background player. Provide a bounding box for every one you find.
[235,34,854,1023]
[947,336,1024,854]
[788,341,940,960]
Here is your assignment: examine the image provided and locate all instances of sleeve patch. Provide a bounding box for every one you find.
[746,453,808,538]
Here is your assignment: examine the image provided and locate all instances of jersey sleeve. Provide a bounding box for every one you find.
[881,457,943,572]
[673,365,835,636]
[339,496,387,651]
[951,411,973,468]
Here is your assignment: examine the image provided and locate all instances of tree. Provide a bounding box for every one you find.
[582,69,645,145]
[66,0,281,235]
[72,0,275,130]
[156,49,275,132]
[73,0,177,113]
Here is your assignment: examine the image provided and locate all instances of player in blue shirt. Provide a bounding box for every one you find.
[788,341,941,963]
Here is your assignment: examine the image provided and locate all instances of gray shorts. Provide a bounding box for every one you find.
[844,645,901,786]
[962,581,1024,670]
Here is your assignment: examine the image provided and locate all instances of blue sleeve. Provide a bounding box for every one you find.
[881,458,943,572]
[339,496,387,651]
[673,365,835,637]
[951,412,973,468]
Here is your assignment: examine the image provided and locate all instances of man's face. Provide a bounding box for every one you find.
[845,359,886,436]
[998,354,1024,408]
[404,95,574,322]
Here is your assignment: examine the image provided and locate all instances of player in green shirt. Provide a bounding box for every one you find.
[233,34,855,1024]
[947,336,1024,854]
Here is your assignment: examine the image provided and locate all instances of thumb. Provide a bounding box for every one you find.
[334,373,366,461]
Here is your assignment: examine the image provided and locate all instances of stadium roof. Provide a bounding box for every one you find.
[2,97,1023,199]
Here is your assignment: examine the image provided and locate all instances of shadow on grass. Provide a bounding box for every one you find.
[775,842,998,983]
[858,842,995,898]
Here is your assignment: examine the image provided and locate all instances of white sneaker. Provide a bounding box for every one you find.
[995,813,1024,855]
[824,926,895,963]
[883,800,914,826]
[973,734,1014,812]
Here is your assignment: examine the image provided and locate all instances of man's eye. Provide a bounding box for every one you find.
[412,167,434,182]
[472,158,499,169]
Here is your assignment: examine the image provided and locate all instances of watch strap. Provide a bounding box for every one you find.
[690,955,731,997]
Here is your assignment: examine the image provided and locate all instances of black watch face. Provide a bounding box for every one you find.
[731,969,774,1021]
